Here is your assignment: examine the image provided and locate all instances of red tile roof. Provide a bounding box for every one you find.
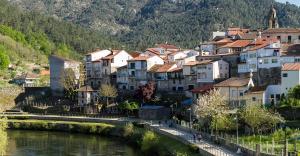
[149,64,176,73]
[102,51,120,60]
[191,84,214,94]
[168,67,182,72]
[263,28,300,34]
[215,38,233,45]
[129,55,149,61]
[221,40,252,48]
[128,51,142,58]
[146,48,161,55]
[214,77,251,87]
[282,63,300,71]
[184,61,199,66]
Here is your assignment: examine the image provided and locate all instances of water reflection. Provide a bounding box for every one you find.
[6,130,140,156]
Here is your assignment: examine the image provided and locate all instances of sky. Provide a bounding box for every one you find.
[276,0,300,6]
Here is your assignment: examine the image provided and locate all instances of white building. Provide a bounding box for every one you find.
[101,50,133,85]
[214,76,254,107]
[77,85,98,106]
[262,28,300,44]
[281,63,300,96]
[281,44,300,64]
[238,39,281,73]
[196,60,229,84]
[127,55,164,90]
[85,49,111,78]
[116,65,129,90]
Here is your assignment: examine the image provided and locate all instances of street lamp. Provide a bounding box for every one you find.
[234,114,239,144]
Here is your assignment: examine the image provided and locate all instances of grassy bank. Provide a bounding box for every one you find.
[6,119,199,156]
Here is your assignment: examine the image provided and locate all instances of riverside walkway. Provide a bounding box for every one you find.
[6,114,237,156]
[149,123,237,156]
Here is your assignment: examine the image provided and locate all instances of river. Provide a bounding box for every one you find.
[5,130,141,156]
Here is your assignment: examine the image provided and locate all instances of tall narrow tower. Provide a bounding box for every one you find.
[268,6,279,29]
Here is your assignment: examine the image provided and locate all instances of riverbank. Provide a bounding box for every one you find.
[6,119,200,156]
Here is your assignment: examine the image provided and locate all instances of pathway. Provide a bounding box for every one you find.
[150,123,237,156]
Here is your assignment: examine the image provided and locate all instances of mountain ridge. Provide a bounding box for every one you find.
[7,0,300,49]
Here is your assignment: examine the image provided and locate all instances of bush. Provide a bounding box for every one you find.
[141,131,159,153]
[123,123,134,137]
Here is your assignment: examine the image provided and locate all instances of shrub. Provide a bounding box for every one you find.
[141,131,159,153]
[123,123,134,137]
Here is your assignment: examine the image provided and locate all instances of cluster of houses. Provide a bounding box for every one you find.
[49,7,300,109]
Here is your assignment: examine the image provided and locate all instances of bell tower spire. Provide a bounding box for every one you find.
[268,5,279,29]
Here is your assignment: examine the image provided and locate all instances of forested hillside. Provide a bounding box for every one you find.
[8,0,300,49]
[0,0,121,58]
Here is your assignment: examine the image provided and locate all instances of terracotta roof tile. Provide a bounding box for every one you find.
[184,61,199,66]
[263,28,300,34]
[214,77,251,87]
[191,84,214,94]
[149,64,176,73]
[129,55,149,61]
[282,63,300,71]
[168,67,182,72]
[221,40,252,48]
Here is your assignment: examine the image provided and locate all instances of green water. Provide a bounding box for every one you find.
[6,130,140,156]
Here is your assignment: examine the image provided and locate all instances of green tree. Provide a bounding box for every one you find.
[239,104,284,134]
[141,131,159,152]
[0,50,10,70]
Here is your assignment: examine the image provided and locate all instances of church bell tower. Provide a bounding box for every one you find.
[268,6,279,29]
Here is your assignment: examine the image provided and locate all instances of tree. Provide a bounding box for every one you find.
[60,68,78,100]
[99,84,118,107]
[118,101,139,116]
[0,107,7,156]
[288,85,300,100]
[239,104,284,134]
[194,89,229,133]
[0,51,9,70]
[136,81,156,102]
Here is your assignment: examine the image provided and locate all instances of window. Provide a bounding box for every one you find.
[129,63,135,69]
[219,65,223,70]
[130,86,134,90]
[252,97,256,101]
[295,58,300,62]
[271,59,278,63]
[131,71,135,76]
[263,59,269,64]
[173,79,176,84]
[172,87,176,91]
[282,73,288,77]
[249,53,256,58]
[188,85,194,90]
[122,86,126,90]
[277,36,281,41]
[179,79,182,84]
[288,36,292,43]
[225,73,228,78]
[239,92,244,96]
[298,36,300,40]
[178,87,184,91]
[220,73,223,78]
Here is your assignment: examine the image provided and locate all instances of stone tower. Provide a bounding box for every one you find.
[268,6,279,29]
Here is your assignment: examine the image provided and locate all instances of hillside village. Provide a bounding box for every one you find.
[2,6,300,156]
[46,7,300,113]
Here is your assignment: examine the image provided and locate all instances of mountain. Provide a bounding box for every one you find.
[7,0,300,49]
[0,0,122,58]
